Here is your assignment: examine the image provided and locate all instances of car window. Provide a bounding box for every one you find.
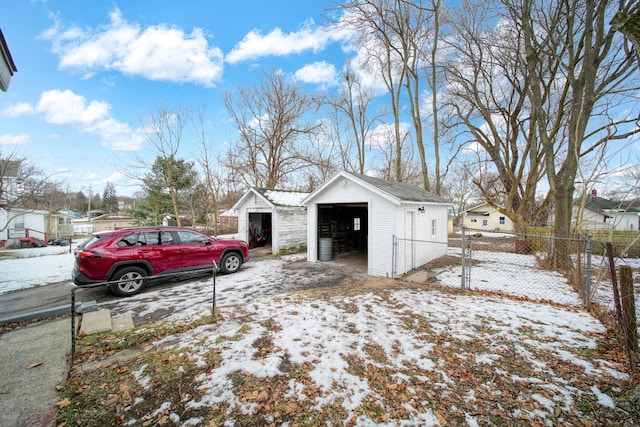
[117,232,140,247]
[159,231,175,245]
[141,232,160,246]
[176,230,207,244]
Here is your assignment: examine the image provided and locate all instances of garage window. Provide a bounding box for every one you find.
[431,219,437,237]
[354,217,361,231]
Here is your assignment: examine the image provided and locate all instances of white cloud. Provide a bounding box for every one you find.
[2,102,34,118]
[44,8,223,87]
[0,134,30,145]
[295,61,338,87]
[36,89,111,125]
[226,20,342,64]
[11,89,146,151]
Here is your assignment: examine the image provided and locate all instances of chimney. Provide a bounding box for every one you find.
[591,189,597,197]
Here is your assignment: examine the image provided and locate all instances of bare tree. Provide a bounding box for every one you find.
[444,1,548,230]
[141,105,191,226]
[193,108,227,235]
[0,150,65,234]
[339,0,408,182]
[222,68,317,189]
[323,61,383,175]
[515,0,640,268]
[440,161,482,221]
[339,0,446,190]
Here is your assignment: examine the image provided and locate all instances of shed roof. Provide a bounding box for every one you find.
[233,187,310,210]
[254,188,310,207]
[304,171,451,205]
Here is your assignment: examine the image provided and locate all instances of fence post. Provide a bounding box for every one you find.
[461,226,466,289]
[584,234,592,308]
[391,235,397,279]
[70,285,77,370]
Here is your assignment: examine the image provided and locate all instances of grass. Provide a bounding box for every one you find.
[58,283,638,426]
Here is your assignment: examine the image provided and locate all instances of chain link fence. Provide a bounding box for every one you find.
[461,227,593,306]
[395,227,604,307]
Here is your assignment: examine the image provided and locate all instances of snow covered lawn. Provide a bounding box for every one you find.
[66,281,631,426]
[3,242,636,424]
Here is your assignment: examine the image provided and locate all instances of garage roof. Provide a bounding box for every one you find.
[303,171,451,205]
[233,187,310,210]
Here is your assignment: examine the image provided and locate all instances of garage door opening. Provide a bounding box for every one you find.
[317,203,368,265]
[248,212,272,250]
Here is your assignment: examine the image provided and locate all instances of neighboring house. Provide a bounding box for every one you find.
[0,159,23,205]
[0,207,48,247]
[217,208,238,234]
[48,211,75,239]
[74,213,135,234]
[162,215,192,227]
[233,187,310,254]
[574,192,640,231]
[302,170,451,278]
[461,203,514,232]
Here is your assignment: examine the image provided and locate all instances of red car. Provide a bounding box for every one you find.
[72,226,249,297]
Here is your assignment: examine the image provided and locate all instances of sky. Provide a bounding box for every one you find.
[0,1,353,197]
[0,240,637,423]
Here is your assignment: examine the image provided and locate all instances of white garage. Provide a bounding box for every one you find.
[302,171,451,278]
[233,187,310,255]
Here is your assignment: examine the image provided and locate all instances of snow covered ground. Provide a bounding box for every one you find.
[2,240,638,424]
[0,244,77,294]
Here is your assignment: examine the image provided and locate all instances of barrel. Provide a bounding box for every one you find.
[318,237,333,261]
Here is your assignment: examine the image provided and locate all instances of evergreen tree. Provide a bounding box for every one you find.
[102,182,119,213]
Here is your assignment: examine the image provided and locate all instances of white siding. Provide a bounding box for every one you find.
[272,208,307,253]
[394,203,449,276]
[368,197,397,277]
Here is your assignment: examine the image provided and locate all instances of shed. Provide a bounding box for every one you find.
[233,187,310,254]
[302,171,451,278]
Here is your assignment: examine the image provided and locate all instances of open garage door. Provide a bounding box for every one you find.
[316,203,368,264]
[248,212,272,250]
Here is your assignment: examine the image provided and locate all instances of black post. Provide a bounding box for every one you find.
[212,261,218,323]
[70,285,77,367]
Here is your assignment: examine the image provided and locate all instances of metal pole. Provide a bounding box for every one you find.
[461,226,466,289]
[212,261,218,323]
[585,234,592,308]
[391,235,397,278]
[70,285,77,367]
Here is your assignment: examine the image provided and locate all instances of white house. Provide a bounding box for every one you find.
[233,187,310,254]
[0,207,48,247]
[461,203,514,232]
[302,171,451,278]
[573,192,640,231]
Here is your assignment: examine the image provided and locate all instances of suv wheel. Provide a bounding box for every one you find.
[110,266,147,297]
[221,252,242,274]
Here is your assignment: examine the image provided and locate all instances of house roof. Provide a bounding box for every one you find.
[0,159,21,178]
[233,187,310,210]
[581,194,640,213]
[92,213,133,221]
[303,170,451,206]
[0,29,18,92]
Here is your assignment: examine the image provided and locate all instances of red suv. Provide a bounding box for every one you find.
[72,226,250,296]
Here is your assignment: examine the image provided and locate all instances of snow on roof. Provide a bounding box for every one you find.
[256,188,310,207]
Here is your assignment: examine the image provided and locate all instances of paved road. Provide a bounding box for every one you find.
[0,281,115,323]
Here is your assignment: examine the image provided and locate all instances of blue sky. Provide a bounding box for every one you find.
[1,1,354,197]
